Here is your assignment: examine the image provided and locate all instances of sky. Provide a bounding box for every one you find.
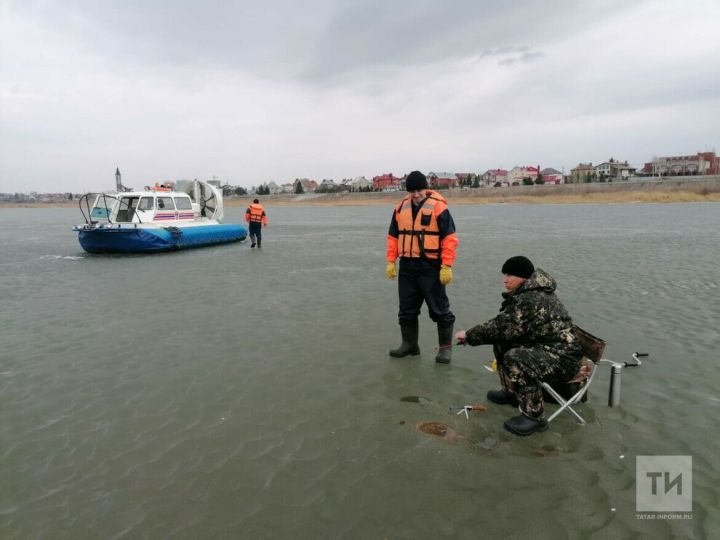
[1,0,719,193]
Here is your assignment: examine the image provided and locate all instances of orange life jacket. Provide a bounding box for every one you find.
[394,191,447,260]
[246,203,266,224]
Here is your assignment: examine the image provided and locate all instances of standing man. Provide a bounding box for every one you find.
[245,198,268,248]
[386,171,458,364]
[454,256,583,436]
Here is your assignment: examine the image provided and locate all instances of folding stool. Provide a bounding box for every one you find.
[542,325,606,425]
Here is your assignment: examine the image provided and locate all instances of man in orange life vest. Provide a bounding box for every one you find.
[386,171,459,364]
[245,198,268,248]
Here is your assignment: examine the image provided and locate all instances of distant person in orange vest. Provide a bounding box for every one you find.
[245,198,268,248]
[386,171,459,363]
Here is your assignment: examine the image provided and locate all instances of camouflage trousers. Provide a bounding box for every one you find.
[494,345,579,419]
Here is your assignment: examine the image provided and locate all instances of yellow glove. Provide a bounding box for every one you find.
[439,264,453,285]
[386,261,397,280]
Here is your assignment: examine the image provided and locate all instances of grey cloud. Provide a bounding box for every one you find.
[10,0,630,82]
[456,52,720,126]
[7,0,333,77]
[479,46,530,57]
[498,51,546,66]
[295,0,632,82]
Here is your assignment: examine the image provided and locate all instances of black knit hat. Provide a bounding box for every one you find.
[501,256,534,279]
[405,171,428,191]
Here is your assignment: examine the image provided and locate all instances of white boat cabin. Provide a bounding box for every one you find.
[86,180,223,225]
[115,193,198,223]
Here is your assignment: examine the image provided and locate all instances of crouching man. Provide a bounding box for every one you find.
[454,256,583,436]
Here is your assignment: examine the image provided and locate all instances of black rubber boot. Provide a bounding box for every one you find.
[389,320,420,358]
[487,389,518,407]
[503,414,548,436]
[435,324,453,364]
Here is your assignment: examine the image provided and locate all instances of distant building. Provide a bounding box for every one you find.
[540,167,564,184]
[427,172,458,189]
[293,178,318,192]
[570,163,595,183]
[594,159,635,181]
[480,169,508,186]
[115,167,132,192]
[262,181,280,194]
[372,173,402,191]
[317,179,339,192]
[641,151,719,177]
[508,165,540,184]
[455,173,475,186]
[350,176,371,191]
[353,176,371,187]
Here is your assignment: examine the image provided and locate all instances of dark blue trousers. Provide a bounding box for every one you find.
[397,258,455,326]
[249,222,262,244]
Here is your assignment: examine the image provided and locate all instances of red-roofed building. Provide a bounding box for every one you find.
[428,172,458,189]
[480,169,508,186]
[641,151,719,176]
[508,165,540,184]
[372,173,402,191]
[540,168,564,184]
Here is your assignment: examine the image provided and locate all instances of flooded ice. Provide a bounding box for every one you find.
[1,203,718,539]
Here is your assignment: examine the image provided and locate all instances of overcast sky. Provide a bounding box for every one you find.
[1,0,719,192]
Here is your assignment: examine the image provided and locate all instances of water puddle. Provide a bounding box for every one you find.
[416,421,463,442]
[530,444,562,457]
[400,395,432,404]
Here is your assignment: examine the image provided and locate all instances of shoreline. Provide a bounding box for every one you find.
[3,178,720,208]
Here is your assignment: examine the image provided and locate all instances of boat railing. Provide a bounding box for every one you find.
[78,193,145,226]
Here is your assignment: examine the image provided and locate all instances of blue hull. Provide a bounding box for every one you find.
[78,224,247,253]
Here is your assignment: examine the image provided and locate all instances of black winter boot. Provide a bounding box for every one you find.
[435,324,453,364]
[389,320,420,358]
[503,414,548,436]
[487,389,518,407]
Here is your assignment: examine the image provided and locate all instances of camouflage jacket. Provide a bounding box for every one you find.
[465,269,582,359]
